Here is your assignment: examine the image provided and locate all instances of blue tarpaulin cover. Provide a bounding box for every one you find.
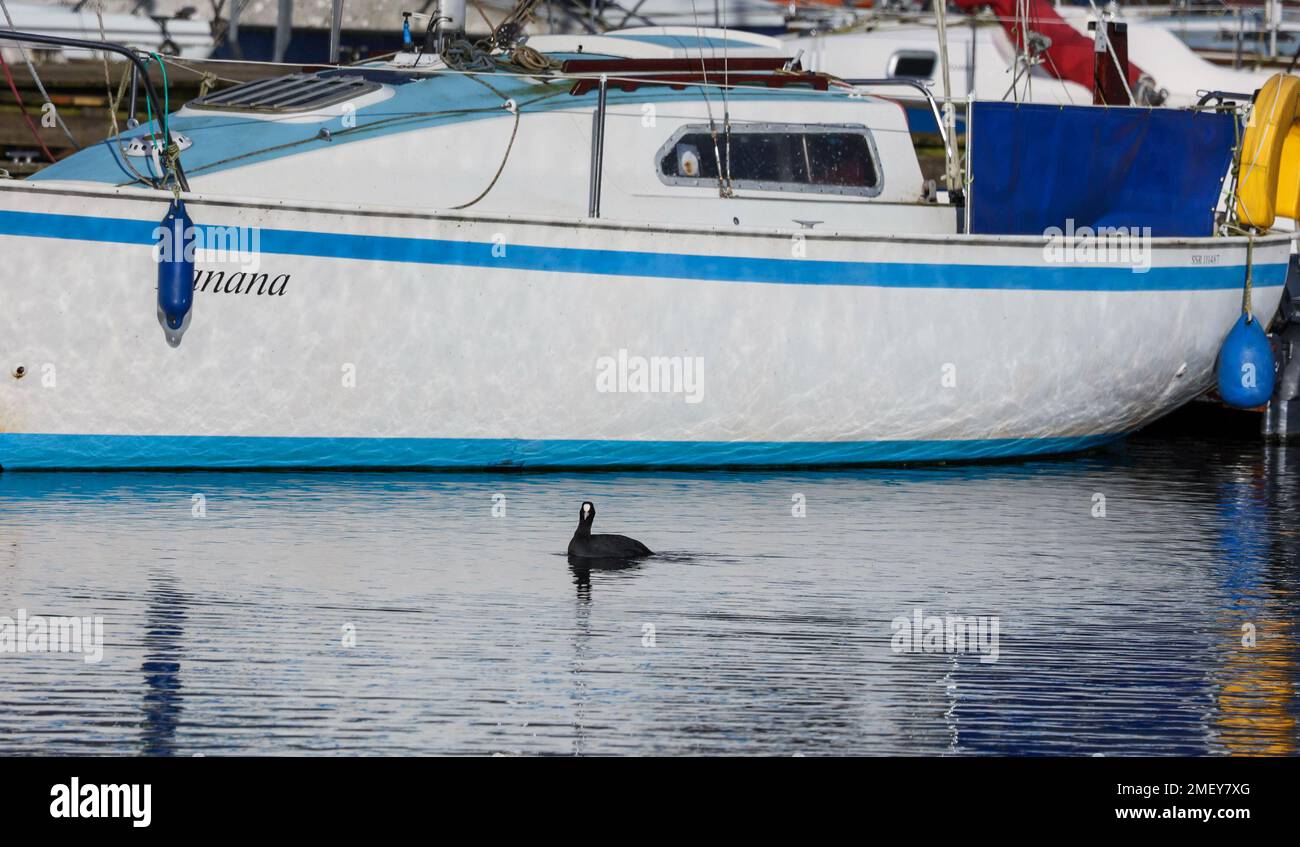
[968,102,1237,237]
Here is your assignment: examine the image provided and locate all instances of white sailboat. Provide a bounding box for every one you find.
[0,10,1289,468]
[786,4,1273,112]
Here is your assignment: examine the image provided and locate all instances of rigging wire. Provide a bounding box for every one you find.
[93,1,158,187]
[0,40,54,162]
[720,0,733,195]
[0,0,80,149]
[157,53,242,86]
[1040,45,1077,105]
[1085,0,1136,105]
[687,0,730,198]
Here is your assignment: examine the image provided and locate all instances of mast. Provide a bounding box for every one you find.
[329,0,345,64]
[273,0,292,63]
[933,1,961,198]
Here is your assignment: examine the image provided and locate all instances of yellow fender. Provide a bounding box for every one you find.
[1276,122,1300,220]
[1236,73,1300,230]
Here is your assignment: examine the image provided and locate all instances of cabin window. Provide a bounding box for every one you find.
[655,124,881,197]
[889,51,937,80]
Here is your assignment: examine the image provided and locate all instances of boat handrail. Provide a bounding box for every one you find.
[1196,90,1256,107]
[0,28,190,191]
[589,74,607,218]
[842,77,951,164]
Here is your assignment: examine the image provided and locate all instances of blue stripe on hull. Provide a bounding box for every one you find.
[0,432,1125,470]
[0,209,1287,291]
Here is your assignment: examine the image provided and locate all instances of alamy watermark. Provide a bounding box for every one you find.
[1043,219,1152,273]
[891,607,1000,664]
[595,348,704,404]
[0,609,104,663]
[153,220,263,272]
[50,778,151,827]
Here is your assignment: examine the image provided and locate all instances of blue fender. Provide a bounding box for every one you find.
[156,198,195,346]
[1217,314,1276,408]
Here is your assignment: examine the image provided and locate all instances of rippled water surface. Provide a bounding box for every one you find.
[2,433,1298,755]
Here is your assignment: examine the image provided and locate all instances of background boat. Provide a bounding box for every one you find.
[0,1,213,60]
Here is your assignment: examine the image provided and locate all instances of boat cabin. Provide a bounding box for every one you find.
[31,27,956,235]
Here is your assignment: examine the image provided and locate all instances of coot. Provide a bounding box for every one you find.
[567,501,653,559]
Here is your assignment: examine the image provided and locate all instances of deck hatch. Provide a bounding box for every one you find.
[189,72,382,113]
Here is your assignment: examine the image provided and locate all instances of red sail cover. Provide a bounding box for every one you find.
[952,0,1144,89]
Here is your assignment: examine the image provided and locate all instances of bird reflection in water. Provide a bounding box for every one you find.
[567,553,646,756]
[569,554,645,598]
[139,570,188,756]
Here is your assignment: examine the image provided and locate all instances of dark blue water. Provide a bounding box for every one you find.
[1,433,1297,755]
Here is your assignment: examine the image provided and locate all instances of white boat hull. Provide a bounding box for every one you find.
[0,182,1289,468]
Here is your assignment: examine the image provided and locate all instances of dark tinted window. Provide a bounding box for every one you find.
[659,129,877,191]
[891,52,936,79]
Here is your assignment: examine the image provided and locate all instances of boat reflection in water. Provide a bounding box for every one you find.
[1211,445,1297,756]
[0,434,1297,755]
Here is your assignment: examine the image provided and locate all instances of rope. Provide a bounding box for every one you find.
[486,0,545,50]
[451,100,519,209]
[101,60,156,188]
[144,51,185,197]
[719,0,733,196]
[197,70,218,99]
[93,2,156,187]
[158,53,241,87]
[507,44,553,74]
[471,0,494,31]
[0,42,54,162]
[1041,45,1077,106]
[0,0,80,149]
[124,51,178,190]
[1225,99,1245,229]
[107,62,131,125]
[95,1,119,138]
[1016,0,1030,101]
[1243,231,1255,322]
[687,0,730,198]
[164,140,182,199]
[441,38,495,72]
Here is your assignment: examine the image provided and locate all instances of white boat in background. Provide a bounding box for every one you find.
[553,0,792,32]
[0,18,1290,469]
[1054,5,1274,105]
[788,19,1089,114]
[1085,1,1300,66]
[786,5,1273,113]
[0,1,213,62]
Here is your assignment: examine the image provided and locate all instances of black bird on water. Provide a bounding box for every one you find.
[567,501,653,560]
